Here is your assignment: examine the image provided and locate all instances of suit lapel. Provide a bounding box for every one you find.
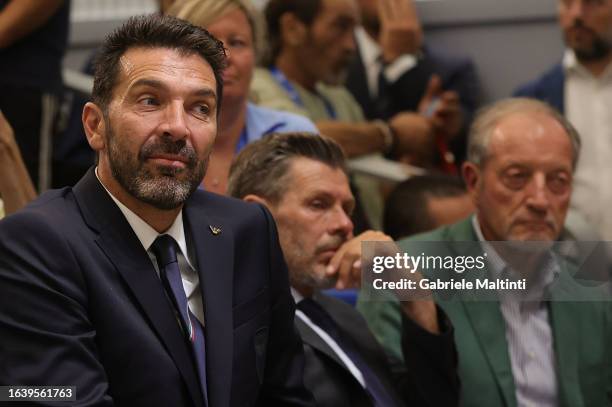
[462,301,517,406]
[549,273,583,407]
[184,198,234,407]
[73,169,204,406]
[295,316,349,370]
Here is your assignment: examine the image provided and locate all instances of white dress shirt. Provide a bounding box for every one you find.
[95,168,205,326]
[354,26,418,98]
[564,49,612,240]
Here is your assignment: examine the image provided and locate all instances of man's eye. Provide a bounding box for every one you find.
[310,200,328,210]
[502,171,529,189]
[548,174,571,194]
[195,104,210,116]
[140,97,158,106]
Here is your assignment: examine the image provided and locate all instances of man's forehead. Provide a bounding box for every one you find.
[117,47,214,81]
[491,113,568,148]
[286,157,351,193]
[319,0,359,20]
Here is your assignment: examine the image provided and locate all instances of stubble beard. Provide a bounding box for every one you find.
[106,121,208,210]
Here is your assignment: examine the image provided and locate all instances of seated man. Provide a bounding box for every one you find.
[358,98,612,406]
[0,15,314,406]
[383,174,473,240]
[347,0,479,166]
[0,110,36,217]
[252,0,462,167]
[228,132,458,407]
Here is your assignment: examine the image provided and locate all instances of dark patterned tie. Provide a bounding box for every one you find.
[297,298,397,407]
[151,234,208,406]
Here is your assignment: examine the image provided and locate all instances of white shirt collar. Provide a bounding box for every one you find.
[563,48,612,79]
[291,287,304,304]
[94,167,194,268]
[355,26,381,68]
[562,48,578,71]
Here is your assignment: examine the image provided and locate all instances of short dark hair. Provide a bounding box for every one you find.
[264,0,322,64]
[384,174,467,240]
[228,132,346,203]
[92,14,227,112]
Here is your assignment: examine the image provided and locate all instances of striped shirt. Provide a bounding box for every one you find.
[472,216,559,407]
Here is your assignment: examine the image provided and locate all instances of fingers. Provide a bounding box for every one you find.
[418,74,443,114]
[327,231,394,289]
[327,242,360,289]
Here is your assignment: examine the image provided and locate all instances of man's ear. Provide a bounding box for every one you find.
[82,102,106,152]
[462,161,481,206]
[243,194,270,208]
[280,12,308,47]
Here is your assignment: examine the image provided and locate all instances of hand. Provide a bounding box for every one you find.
[388,111,435,166]
[0,110,17,156]
[326,230,394,290]
[378,0,422,63]
[418,75,463,140]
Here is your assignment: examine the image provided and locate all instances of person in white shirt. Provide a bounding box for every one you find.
[515,0,612,239]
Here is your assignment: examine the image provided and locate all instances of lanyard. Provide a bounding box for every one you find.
[269,67,336,119]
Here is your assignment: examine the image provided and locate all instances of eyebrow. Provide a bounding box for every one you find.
[130,78,217,101]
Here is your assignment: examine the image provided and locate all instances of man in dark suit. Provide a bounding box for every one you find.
[0,14,313,407]
[345,0,479,167]
[228,132,458,407]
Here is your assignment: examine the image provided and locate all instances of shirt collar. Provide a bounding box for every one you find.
[355,26,381,68]
[291,287,304,304]
[562,48,580,73]
[563,48,612,79]
[94,167,194,268]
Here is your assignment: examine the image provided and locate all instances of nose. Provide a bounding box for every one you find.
[161,101,190,140]
[329,205,354,238]
[525,173,551,214]
[341,30,357,55]
[567,0,586,19]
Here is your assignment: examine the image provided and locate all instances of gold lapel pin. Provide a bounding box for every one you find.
[209,225,222,236]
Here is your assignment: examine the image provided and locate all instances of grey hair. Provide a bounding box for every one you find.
[467,97,581,169]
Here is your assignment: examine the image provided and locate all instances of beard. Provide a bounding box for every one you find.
[289,262,338,291]
[285,237,347,290]
[106,120,208,210]
[566,20,612,62]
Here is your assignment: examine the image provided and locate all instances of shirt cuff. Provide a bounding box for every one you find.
[383,54,419,83]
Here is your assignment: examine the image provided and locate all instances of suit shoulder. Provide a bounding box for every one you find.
[0,188,76,236]
[188,190,273,231]
[514,63,564,97]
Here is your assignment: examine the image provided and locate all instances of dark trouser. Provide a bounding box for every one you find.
[0,86,59,192]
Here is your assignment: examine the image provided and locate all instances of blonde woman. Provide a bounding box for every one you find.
[0,110,36,217]
[167,0,318,194]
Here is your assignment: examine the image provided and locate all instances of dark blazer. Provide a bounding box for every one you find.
[0,169,313,407]
[298,293,458,407]
[346,44,480,162]
[513,63,565,113]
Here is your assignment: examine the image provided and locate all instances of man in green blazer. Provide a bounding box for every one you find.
[358,97,612,406]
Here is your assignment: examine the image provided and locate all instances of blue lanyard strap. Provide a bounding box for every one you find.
[269,67,336,119]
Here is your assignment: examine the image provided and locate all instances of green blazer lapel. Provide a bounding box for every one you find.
[549,274,583,407]
[462,301,517,407]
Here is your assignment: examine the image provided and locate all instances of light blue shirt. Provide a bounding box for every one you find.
[239,102,318,152]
